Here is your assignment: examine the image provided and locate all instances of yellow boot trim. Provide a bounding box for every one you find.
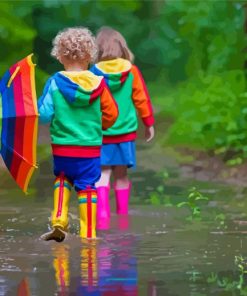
[53,245,70,288]
[51,176,72,230]
[78,190,97,239]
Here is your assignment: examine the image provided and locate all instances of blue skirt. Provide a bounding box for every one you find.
[101,141,136,168]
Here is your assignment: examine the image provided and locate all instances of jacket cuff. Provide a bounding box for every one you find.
[142,115,155,127]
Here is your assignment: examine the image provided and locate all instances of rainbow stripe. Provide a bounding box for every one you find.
[0,54,38,193]
[54,177,72,191]
[78,190,97,204]
[91,65,129,91]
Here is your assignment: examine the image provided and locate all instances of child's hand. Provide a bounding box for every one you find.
[145,126,155,142]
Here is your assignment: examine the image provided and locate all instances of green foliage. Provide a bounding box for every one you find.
[145,169,172,206]
[147,184,209,221]
[215,213,228,230]
[147,183,173,207]
[166,70,247,153]
[207,255,247,294]
[155,0,247,161]
[0,0,246,162]
[177,187,209,220]
[0,1,36,75]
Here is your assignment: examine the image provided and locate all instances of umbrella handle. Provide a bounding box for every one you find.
[7,66,20,88]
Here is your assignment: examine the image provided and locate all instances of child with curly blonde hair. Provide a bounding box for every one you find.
[91,27,155,229]
[38,27,118,241]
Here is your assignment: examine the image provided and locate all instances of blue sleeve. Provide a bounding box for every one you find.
[38,77,54,124]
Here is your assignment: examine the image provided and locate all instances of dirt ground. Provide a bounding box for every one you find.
[178,149,247,188]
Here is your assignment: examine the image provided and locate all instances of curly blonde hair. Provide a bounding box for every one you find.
[51,27,97,62]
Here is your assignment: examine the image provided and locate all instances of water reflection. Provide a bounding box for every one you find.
[17,277,31,296]
[52,215,138,295]
[80,241,98,289]
[3,140,247,295]
[52,244,70,294]
[147,281,157,296]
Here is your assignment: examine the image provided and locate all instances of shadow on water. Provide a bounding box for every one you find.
[2,142,247,295]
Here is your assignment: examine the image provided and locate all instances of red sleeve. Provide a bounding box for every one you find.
[100,82,119,130]
[131,65,155,127]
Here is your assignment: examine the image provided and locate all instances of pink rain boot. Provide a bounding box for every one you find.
[96,186,110,230]
[114,182,131,215]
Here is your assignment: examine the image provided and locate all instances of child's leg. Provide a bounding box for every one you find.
[95,166,112,187]
[78,186,97,239]
[41,173,72,242]
[95,166,112,230]
[51,174,72,230]
[112,165,129,188]
[113,165,131,215]
[74,157,101,239]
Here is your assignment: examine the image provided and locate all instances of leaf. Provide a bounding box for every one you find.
[215,213,225,221]
[156,185,164,193]
[207,272,218,283]
[195,196,209,201]
[177,202,189,208]
[192,207,201,216]
[149,193,161,205]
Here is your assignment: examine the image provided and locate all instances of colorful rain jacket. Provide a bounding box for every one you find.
[90,58,154,143]
[38,70,118,157]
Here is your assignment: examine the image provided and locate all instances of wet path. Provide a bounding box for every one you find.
[1,141,247,295]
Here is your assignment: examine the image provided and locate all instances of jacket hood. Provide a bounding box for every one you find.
[91,58,132,91]
[53,71,104,106]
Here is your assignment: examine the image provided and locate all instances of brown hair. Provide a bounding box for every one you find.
[96,27,134,63]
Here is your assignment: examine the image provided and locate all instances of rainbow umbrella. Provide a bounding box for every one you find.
[0,54,38,193]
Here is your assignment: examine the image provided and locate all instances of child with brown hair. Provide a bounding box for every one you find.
[38,27,118,241]
[90,27,155,229]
